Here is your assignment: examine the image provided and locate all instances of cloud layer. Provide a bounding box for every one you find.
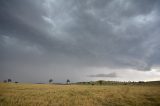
[89,72,117,78]
[0,0,160,82]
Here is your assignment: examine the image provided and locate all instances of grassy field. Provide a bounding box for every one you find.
[0,83,160,106]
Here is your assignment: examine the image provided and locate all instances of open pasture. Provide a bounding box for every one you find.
[0,83,160,106]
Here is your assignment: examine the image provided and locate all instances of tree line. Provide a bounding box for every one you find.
[3,78,160,85]
[3,79,18,83]
[49,78,70,84]
[3,78,71,84]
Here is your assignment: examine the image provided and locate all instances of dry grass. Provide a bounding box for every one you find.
[0,83,160,106]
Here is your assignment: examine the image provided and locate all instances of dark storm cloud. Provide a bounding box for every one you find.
[0,0,160,82]
[88,72,117,78]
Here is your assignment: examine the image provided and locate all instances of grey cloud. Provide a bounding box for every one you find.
[88,72,117,78]
[0,0,160,82]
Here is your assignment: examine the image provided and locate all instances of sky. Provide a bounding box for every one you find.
[0,0,160,83]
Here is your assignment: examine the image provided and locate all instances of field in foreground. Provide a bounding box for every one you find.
[0,83,160,106]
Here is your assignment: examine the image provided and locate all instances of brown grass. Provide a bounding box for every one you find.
[0,83,160,106]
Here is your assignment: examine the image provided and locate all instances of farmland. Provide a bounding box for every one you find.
[0,83,160,106]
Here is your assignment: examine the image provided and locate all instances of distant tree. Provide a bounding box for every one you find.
[98,80,103,85]
[66,79,70,84]
[49,79,53,83]
[90,81,94,86]
[8,79,12,82]
[15,81,19,83]
[82,82,86,84]
[138,81,144,84]
[3,80,7,83]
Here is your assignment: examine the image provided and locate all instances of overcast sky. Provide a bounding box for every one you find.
[1,0,160,83]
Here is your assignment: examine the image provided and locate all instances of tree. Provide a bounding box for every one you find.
[66,79,70,84]
[49,79,53,83]
[8,79,12,82]
[98,80,103,85]
[3,80,7,83]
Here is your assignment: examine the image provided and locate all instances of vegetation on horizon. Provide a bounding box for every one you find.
[75,80,160,85]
